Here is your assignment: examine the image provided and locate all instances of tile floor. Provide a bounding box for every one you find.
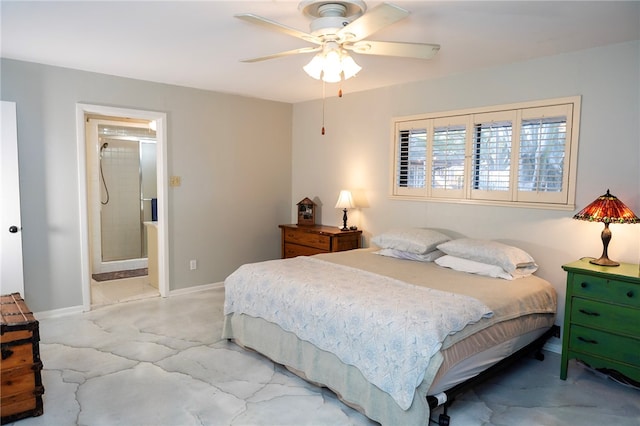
[90,276,159,307]
[8,287,639,426]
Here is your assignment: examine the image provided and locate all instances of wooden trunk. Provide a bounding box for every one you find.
[1,293,44,424]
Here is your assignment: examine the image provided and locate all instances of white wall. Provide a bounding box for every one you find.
[1,59,293,312]
[292,41,640,327]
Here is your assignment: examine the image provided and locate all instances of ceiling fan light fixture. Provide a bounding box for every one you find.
[303,53,324,79]
[323,49,342,74]
[303,44,360,82]
[322,69,342,83]
[341,53,361,79]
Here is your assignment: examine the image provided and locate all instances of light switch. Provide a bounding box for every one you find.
[170,176,181,187]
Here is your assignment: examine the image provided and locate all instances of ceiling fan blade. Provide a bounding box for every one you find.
[346,40,440,59]
[338,3,410,42]
[235,13,321,45]
[240,46,321,63]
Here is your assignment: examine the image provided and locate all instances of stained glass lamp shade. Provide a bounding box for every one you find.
[573,189,639,266]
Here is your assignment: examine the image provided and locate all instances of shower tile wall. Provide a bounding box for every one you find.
[101,140,142,262]
[87,120,157,275]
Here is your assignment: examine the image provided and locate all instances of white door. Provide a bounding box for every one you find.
[0,101,25,295]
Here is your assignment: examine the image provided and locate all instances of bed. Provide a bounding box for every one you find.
[222,230,557,425]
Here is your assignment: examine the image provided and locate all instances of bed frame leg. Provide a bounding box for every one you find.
[427,393,452,426]
[438,408,450,426]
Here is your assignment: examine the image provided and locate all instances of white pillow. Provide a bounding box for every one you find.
[374,248,445,262]
[510,263,539,278]
[437,238,537,274]
[435,255,514,280]
[371,228,451,255]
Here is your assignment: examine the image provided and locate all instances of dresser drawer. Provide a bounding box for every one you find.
[571,297,640,336]
[280,224,362,259]
[571,273,640,308]
[569,324,640,366]
[283,243,326,258]
[331,234,360,252]
[283,229,331,251]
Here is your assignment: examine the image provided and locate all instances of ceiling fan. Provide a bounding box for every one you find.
[235,0,440,83]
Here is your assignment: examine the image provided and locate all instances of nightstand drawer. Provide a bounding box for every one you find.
[571,298,640,336]
[283,243,326,258]
[571,273,640,308]
[283,230,331,251]
[280,225,362,259]
[569,325,640,366]
[331,234,360,252]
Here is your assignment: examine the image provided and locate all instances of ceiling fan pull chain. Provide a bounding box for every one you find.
[321,83,325,135]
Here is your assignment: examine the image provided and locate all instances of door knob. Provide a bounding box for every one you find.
[9,226,18,233]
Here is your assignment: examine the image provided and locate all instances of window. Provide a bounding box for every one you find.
[397,127,427,189]
[392,97,580,209]
[432,124,466,191]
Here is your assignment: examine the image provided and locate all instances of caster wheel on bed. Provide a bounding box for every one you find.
[438,413,450,426]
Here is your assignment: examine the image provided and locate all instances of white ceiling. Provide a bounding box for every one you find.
[2,1,639,104]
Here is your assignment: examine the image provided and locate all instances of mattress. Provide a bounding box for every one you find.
[222,248,556,425]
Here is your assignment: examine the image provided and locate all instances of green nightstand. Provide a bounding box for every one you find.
[561,259,640,382]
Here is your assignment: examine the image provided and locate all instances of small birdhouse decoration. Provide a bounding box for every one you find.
[297,197,316,226]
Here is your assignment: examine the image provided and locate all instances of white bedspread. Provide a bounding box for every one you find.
[223,256,493,410]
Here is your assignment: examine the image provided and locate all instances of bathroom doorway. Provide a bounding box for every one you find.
[87,118,156,274]
[76,104,168,311]
[86,118,158,306]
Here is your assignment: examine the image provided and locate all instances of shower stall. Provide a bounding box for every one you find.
[87,118,157,275]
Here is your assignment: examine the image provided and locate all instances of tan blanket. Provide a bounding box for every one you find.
[314,248,557,349]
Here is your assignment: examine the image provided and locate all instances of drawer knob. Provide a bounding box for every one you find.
[627,290,634,298]
[578,336,598,345]
[578,309,600,317]
[580,282,588,288]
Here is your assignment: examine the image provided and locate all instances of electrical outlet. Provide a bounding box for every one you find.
[189,259,197,270]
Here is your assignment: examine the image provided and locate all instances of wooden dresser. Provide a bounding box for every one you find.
[279,224,362,259]
[1,293,44,424]
[560,259,640,383]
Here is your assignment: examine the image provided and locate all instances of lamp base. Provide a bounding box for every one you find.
[340,208,349,231]
[589,222,620,266]
[589,256,620,267]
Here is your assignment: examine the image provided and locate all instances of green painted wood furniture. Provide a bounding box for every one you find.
[561,259,640,382]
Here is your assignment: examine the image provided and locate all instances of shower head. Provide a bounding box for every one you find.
[99,142,108,159]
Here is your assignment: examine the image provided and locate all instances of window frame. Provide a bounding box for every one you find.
[390,96,581,210]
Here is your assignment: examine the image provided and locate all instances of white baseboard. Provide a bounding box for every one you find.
[35,305,86,320]
[543,336,562,354]
[168,281,224,297]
